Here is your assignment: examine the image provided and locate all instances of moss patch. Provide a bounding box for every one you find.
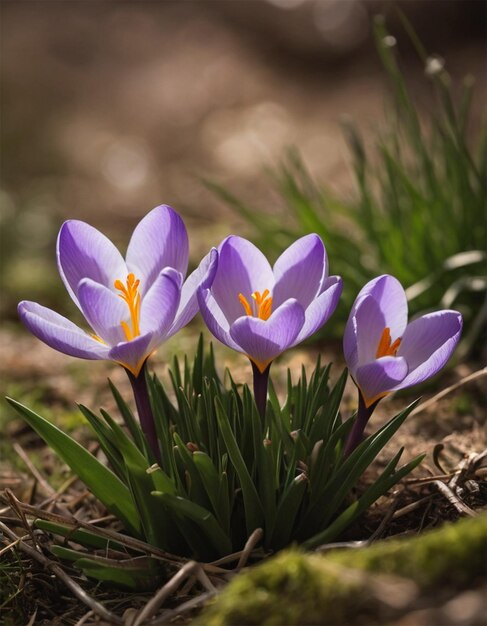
[327,513,487,588]
[199,516,487,626]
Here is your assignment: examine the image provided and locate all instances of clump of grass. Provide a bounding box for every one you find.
[207,16,487,354]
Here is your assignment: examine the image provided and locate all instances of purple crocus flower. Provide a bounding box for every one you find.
[343,274,462,455]
[19,205,216,377]
[18,205,217,460]
[198,234,342,416]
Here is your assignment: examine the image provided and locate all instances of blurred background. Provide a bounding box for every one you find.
[1,0,486,354]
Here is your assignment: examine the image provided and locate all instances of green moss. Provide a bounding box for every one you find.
[327,514,487,588]
[200,552,366,626]
[199,516,487,626]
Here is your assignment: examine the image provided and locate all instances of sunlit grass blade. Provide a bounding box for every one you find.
[6,397,141,536]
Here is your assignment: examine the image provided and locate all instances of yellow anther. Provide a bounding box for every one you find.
[376,327,402,359]
[115,273,141,341]
[238,289,273,321]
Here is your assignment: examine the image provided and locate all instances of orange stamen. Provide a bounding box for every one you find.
[238,289,273,321]
[115,273,141,341]
[376,327,402,359]
[90,333,106,344]
[238,294,253,317]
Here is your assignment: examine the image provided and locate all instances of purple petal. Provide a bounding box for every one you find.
[197,288,240,351]
[353,295,389,367]
[125,205,189,295]
[292,276,342,345]
[393,310,462,389]
[168,248,218,338]
[108,332,154,377]
[18,301,109,360]
[77,279,128,346]
[211,236,274,324]
[229,299,305,371]
[57,220,127,307]
[139,268,182,338]
[352,275,408,341]
[273,234,327,309]
[355,356,408,406]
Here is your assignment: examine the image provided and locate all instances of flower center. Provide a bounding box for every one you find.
[238,289,273,321]
[114,273,141,341]
[376,327,401,358]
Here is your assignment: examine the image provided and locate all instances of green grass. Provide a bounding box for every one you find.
[207,16,487,354]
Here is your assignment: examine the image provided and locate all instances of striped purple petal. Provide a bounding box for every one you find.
[57,220,127,307]
[355,356,408,407]
[229,299,305,372]
[292,275,342,345]
[211,236,274,324]
[394,310,462,389]
[273,234,327,309]
[168,248,218,338]
[139,268,182,337]
[198,287,240,351]
[18,301,109,360]
[126,205,189,296]
[108,332,154,377]
[77,279,128,346]
[350,275,408,341]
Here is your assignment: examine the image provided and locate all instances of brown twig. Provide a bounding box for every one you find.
[236,527,264,570]
[131,561,215,626]
[391,495,433,520]
[209,529,266,569]
[409,368,487,419]
[73,610,94,626]
[432,480,477,517]
[0,519,123,624]
[13,442,57,498]
[151,589,219,625]
[367,495,400,542]
[2,491,184,565]
[0,533,30,557]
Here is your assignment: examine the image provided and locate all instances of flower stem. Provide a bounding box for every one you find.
[126,363,161,464]
[343,393,377,457]
[251,361,271,421]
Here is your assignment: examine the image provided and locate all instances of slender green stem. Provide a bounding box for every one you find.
[251,361,271,421]
[126,363,160,463]
[343,393,378,457]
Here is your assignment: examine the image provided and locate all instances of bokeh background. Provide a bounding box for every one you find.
[1,0,486,339]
